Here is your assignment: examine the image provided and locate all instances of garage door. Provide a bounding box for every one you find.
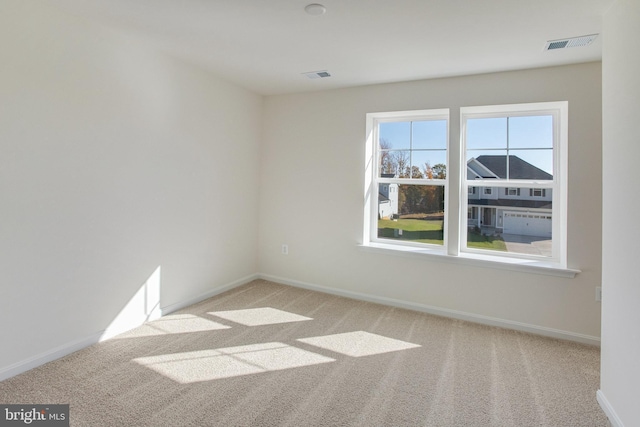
[503,212,551,237]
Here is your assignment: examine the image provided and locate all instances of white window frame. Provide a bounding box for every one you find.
[364,109,449,251]
[460,101,568,267]
[363,102,572,276]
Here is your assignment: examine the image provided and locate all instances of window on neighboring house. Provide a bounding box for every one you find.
[467,206,478,220]
[365,109,448,247]
[365,101,567,268]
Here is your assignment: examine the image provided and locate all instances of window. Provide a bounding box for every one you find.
[467,206,478,220]
[365,102,568,269]
[462,102,567,265]
[365,109,448,247]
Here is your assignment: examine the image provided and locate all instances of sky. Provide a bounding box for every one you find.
[379,115,554,176]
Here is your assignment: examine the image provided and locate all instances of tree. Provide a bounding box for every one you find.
[378,148,446,216]
[379,138,395,175]
[432,163,447,179]
[397,162,446,215]
[424,162,446,179]
[393,151,409,178]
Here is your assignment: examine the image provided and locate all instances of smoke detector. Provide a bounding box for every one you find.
[544,34,598,51]
[305,4,327,16]
[302,70,331,79]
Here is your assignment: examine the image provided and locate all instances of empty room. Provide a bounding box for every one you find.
[0,0,638,426]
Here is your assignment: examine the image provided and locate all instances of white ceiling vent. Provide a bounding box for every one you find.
[303,70,331,79]
[544,34,598,51]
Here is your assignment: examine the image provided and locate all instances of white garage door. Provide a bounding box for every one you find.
[503,212,552,237]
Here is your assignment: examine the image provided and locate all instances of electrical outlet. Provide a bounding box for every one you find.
[282,244,288,255]
[595,286,602,302]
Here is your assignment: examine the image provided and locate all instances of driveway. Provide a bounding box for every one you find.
[502,234,552,257]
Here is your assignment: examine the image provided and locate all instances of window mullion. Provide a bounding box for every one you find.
[506,116,510,180]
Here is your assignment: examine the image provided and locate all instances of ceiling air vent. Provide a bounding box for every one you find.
[303,70,331,79]
[544,34,598,51]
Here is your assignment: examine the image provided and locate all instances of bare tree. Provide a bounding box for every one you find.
[379,138,394,174]
[393,151,409,178]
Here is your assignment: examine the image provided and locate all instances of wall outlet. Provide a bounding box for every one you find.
[282,244,288,255]
[595,286,602,302]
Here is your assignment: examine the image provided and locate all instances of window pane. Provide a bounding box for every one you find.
[467,150,553,181]
[508,116,553,149]
[379,122,410,150]
[467,186,552,257]
[378,184,445,245]
[466,117,507,149]
[508,149,553,179]
[412,120,447,149]
[379,150,410,177]
[467,116,554,180]
[411,150,447,178]
[467,150,508,179]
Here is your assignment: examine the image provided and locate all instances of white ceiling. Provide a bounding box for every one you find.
[50,0,614,95]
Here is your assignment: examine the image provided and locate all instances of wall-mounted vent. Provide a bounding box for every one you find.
[544,34,598,51]
[303,70,331,79]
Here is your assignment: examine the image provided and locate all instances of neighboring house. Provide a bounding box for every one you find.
[467,155,552,237]
[378,173,398,219]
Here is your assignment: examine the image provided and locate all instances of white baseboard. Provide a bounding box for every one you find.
[0,332,103,382]
[0,274,258,382]
[159,273,259,316]
[258,273,601,347]
[597,390,624,427]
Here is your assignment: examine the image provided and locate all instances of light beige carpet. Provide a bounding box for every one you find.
[0,280,607,426]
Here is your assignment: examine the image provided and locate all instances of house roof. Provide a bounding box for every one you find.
[469,155,552,180]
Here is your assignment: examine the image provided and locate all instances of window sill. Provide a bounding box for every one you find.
[358,242,579,278]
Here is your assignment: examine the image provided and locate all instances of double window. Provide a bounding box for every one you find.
[365,102,568,268]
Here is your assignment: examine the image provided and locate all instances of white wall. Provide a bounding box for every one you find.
[259,63,602,341]
[0,1,262,376]
[600,0,640,425]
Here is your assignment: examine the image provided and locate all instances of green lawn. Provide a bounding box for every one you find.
[378,218,507,251]
[378,219,444,245]
[466,231,507,251]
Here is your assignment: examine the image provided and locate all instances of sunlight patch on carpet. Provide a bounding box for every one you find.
[297,331,420,357]
[114,314,230,338]
[134,342,334,383]
[208,307,312,326]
